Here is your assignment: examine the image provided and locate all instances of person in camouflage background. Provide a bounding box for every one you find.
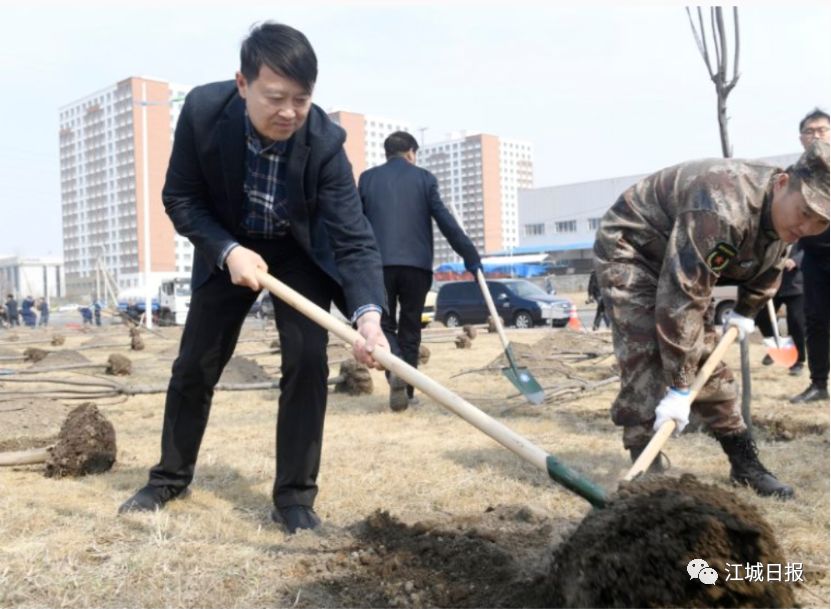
[594,140,830,498]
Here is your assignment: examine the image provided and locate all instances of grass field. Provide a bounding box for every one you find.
[0,321,827,607]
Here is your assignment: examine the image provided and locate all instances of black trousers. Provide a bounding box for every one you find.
[592,300,609,331]
[149,236,338,508]
[754,294,806,363]
[803,263,830,387]
[380,266,433,398]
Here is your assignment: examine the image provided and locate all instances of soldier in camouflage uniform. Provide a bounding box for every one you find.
[594,141,830,498]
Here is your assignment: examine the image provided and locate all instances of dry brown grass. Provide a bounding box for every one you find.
[0,323,828,608]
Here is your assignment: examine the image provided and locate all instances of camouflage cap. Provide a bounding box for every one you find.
[792,139,830,220]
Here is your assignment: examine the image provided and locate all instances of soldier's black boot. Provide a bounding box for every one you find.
[717,431,794,499]
[628,446,670,475]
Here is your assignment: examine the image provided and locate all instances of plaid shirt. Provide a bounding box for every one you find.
[240,115,291,239]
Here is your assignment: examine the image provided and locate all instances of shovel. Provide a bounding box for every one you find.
[762,299,798,368]
[625,326,739,480]
[255,269,607,507]
[474,269,545,405]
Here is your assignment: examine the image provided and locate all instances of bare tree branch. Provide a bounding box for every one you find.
[686,6,740,158]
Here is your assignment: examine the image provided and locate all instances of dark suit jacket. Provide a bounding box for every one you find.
[162,80,385,315]
[358,157,479,272]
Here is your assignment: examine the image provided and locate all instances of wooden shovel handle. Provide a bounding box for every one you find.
[767,299,782,349]
[254,270,551,472]
[623,325,739,481]
[475,269,511,351]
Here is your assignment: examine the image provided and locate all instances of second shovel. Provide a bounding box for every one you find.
[475,269,545,405]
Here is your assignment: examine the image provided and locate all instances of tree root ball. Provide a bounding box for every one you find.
[130,335,145,351]
[44,403,117,478]
[50,334,66,346]
[487,317,498,333]
[540,474,794,608]
[106,353,132,375]
[455,335,472,349]
[24,347,48,362]
[333,360,374,395]
[462,324,478,340]
[418,344,431,365]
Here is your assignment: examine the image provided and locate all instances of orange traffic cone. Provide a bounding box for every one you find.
[567,303,585,331]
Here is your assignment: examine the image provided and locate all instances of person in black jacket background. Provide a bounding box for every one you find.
[791,109,830,403]
[360,131,482,411]
[119,22,388,534]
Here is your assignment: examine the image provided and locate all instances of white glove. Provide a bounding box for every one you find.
[653,387,692,436]
[724,311,755,339]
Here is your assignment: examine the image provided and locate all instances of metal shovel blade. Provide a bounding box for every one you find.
[762,337,799,368]
[503,345,545,404]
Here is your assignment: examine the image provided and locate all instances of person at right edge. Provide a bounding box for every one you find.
[594,140,830,499]
[791,108,830,404]
[359,131,482,411]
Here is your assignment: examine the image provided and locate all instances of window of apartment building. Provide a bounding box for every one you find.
[555,220,577,233]
[525,223,545,236]
[587,217,602,231]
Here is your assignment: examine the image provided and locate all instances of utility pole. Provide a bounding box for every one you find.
[418,126,428,147]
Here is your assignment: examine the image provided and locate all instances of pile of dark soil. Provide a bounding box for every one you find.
[332,360,373,395]
[44,402,116,478]
[106,353,132,375]
[218,356,271,384]
[317,507,556,608]
[29,350,90,368]
[540,474,794,608]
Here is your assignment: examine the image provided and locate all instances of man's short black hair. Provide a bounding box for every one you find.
[799,108,830,132]
[240,22,317,93]
[384,131,419,159]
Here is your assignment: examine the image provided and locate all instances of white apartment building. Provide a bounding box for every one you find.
[419,132,533,265]
[59,76,192,299]
[327,110,414,182]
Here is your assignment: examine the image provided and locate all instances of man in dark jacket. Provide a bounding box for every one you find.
[755,243,805,374]
[5,295,19,327]
[587,270,609,331]
[359,131,481,411]
[791,109,830,403]
[119,22,388,534]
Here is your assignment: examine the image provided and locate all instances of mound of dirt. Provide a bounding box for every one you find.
[28,350,90,368]
[106,353,132,375]
[44,402,116,478]
[332,360,373,395]
[320,508,553,608]
[541,474,794,608]
[218,356,271,384]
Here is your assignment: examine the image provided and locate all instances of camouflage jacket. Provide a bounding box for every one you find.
[595,159,788,387]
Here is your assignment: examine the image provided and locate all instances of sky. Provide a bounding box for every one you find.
[0,1,829,258]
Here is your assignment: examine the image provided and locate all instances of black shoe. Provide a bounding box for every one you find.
[271,505,321,534]
[118,484,189,514]
[628,446,671,475]
[761,354,774,366]
[790,384,829,403]
[389,374,408,412]
[788,362,805,376]
[717,431,794,499]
